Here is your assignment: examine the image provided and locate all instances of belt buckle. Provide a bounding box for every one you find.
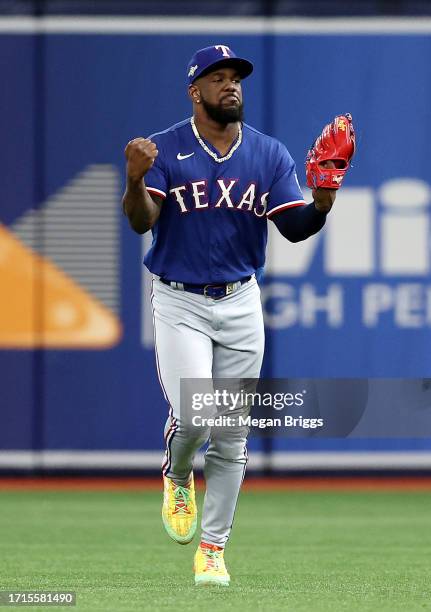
[203,284,213,298]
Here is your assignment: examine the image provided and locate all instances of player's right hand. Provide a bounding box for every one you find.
[124,137,158,182]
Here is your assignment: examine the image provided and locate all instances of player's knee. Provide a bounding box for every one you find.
[179,424,210,448]
[207,431,248,462]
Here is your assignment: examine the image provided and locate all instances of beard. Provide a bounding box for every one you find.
[201,97,244,125]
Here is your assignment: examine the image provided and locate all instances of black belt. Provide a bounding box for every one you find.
[160,276,251,300]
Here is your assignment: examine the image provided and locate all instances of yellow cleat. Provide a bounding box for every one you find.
[194,543,230,587]
[162,474,197,545]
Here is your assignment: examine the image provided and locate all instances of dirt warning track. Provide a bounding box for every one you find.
[1,476,431,492]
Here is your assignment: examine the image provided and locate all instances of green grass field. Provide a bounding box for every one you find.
[1,489,431,611]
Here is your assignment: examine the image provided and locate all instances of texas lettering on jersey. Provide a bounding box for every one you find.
[144,118,305,284]
[168,179,268,216]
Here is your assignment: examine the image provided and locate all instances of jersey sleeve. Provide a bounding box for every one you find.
[266,144,306,218]
[144,136,168,200]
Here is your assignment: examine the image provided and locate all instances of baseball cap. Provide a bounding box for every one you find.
[186,45,253,85]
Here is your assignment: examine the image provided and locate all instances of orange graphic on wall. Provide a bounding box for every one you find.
[0,224,122,348]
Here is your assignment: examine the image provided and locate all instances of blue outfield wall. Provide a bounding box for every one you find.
[1,19,431,463]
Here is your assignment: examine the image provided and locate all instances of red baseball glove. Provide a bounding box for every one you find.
[305,114,356,190]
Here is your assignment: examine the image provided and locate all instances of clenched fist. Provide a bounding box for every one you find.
[124,137,158,182]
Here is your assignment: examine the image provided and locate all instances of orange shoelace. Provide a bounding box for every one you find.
[200,543,223,571]
[172,484,192,515]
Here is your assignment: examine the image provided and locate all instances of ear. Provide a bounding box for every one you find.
[188,84,201,104]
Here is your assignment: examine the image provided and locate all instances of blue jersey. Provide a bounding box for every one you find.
[144,118,305,284]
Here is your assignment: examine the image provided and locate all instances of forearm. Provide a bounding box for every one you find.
[122,177,160,234]
[272,202,327,242]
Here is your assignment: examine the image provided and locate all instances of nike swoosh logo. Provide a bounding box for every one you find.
[177,152,195,160]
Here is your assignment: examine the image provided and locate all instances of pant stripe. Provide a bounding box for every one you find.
[151,278,178,474]
[162,412,178,475]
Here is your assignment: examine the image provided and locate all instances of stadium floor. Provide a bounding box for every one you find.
[1,486,431,611]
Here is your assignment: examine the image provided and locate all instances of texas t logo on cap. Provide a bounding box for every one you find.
[214,45,232,57]
[186,44,253,85]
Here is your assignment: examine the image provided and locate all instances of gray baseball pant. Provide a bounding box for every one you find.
[151,276,265,547]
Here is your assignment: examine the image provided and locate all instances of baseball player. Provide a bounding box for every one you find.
[123,45,355,587]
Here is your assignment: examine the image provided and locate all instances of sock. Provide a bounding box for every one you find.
[200,541,223,552]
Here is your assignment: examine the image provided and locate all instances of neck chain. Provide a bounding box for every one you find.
[190,117,242,163]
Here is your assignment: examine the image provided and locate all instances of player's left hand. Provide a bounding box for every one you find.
[306,114,356,213]
[312,161,337,213]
